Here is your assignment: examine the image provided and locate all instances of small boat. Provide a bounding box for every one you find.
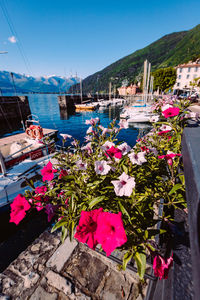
[75,103,98,111]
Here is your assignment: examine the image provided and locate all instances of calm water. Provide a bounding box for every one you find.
[2,94,151,147]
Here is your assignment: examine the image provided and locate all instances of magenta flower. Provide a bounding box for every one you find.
[96,211,127,256]
[74,208,103,249]
[10,194,31,225]
[153,254,173,279]
[59,169,68,179]
[35,185,47,195]
[162,107,180,118]
[158,151,181,166]
[111,172,135,197]
[45,204,56,222]
[158,130,171,136]
[41,161,57,182]
[105,146,122,159]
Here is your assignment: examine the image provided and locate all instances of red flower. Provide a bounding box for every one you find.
[45,204,56,222]
[35,185,47,195]
[158,152,181,166]
[59,169,68,179]
[74,208,103,249]
[10,194,31,225]
[153,254,173,279]
[41,161,57,182]
[158,130,171,136]
[96,211,127,256]
[162,107,180,118]
[140,146,150,153]
[105,146,122,159]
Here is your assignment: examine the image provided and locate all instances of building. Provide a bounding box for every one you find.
[118,84,140,95]
[174,59,200,91]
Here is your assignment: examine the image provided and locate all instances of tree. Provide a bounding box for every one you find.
[152,67,177,92]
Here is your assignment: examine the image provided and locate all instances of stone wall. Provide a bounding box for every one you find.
[0,228,148,300]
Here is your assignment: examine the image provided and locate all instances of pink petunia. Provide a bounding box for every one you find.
[111,172,135,197]
[105,146,122,159]
[158,151,181,166]
[153,254,173,280]
[59,169,68,179]
[35,185,47,195]
[41,161,57,182]
[74,208,103,249]
[85,117,99,126]
[10,194,31,225]
[94,160,111,175]
[117,143,131,155]
[45,204,56,222]
[162,107,180,118]
[96,211,127,256]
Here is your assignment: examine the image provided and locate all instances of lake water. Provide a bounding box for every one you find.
[2,94,151,147]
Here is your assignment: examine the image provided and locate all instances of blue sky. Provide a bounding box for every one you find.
[0,0,200,79]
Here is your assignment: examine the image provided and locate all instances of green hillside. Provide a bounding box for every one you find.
[69,24,200,94]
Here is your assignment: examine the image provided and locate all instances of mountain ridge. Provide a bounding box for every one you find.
[69,24,200,93]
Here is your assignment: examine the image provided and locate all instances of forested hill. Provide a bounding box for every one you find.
[69,24,200,94]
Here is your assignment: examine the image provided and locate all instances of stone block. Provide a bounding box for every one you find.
[62,246,108,294]
[46,238,77,272]
[46,270,72,295]
[29,285,57,300]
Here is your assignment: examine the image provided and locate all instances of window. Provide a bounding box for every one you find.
[177,83,180,86]
[179,68,182,73]
[186,74,190,79]
[195,67,198,72]
[178,75,181,79]
[193,74,197,79]
[188,67,191,72]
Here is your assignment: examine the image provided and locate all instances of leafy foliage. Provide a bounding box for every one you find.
[152,67,177,91]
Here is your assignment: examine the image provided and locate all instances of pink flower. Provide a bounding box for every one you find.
[85,117,99,126]
[128,151,147,165]
[105,146,122,159]
[117,143,131,155]
[111,172,135,197]
[96,211,127,256]
[41,161,57,182]
[101,141,115,152]
[74,208,103,249]
[35,185,47,195]
[59,169,68,179]
[86,126,94,134]
[162,107,180,118]
[81,142,93,154]
[158,151,181,166]
[94,160,111,175]
[10,194,31,225]
[45,204,56,222]
[153,254,173,279]
[158,130,171,136]
[60,133,72,140]
[76,159,87,170]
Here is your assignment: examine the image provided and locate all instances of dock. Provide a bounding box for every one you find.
[0,128,58,147]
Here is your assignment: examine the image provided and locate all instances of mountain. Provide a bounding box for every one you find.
[69,24,200,94]
[0,71,80,94]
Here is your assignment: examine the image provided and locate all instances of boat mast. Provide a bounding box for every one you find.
[143,60,147,103]
[80,78,83,104]
[146,62,151,102]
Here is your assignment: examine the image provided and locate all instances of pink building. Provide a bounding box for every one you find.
[118,84,140,95]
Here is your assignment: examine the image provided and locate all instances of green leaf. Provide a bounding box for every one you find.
[51,217,68,233]
[118,201,131,223]
[122,164,128,174]
[122,251,133,270]
[134,251,146,279]
[61,226,68,243]
[168,183,184,195]
[89,196,105,208]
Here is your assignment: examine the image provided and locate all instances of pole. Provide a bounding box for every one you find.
[80,78,83,104]
[143,60,147,102]
[109,81,112,101]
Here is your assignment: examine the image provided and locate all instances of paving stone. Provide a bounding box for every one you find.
[100,270,132,300]
[46,270,73,295]
[29,285,58,300]
[47,238,78,272]
[62,246,108,294]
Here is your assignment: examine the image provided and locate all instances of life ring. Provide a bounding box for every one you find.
[26,125,43,140]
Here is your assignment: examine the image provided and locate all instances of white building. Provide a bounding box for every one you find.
[174,59,200,91]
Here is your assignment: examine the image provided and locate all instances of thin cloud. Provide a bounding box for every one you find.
[8,36,17,43]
